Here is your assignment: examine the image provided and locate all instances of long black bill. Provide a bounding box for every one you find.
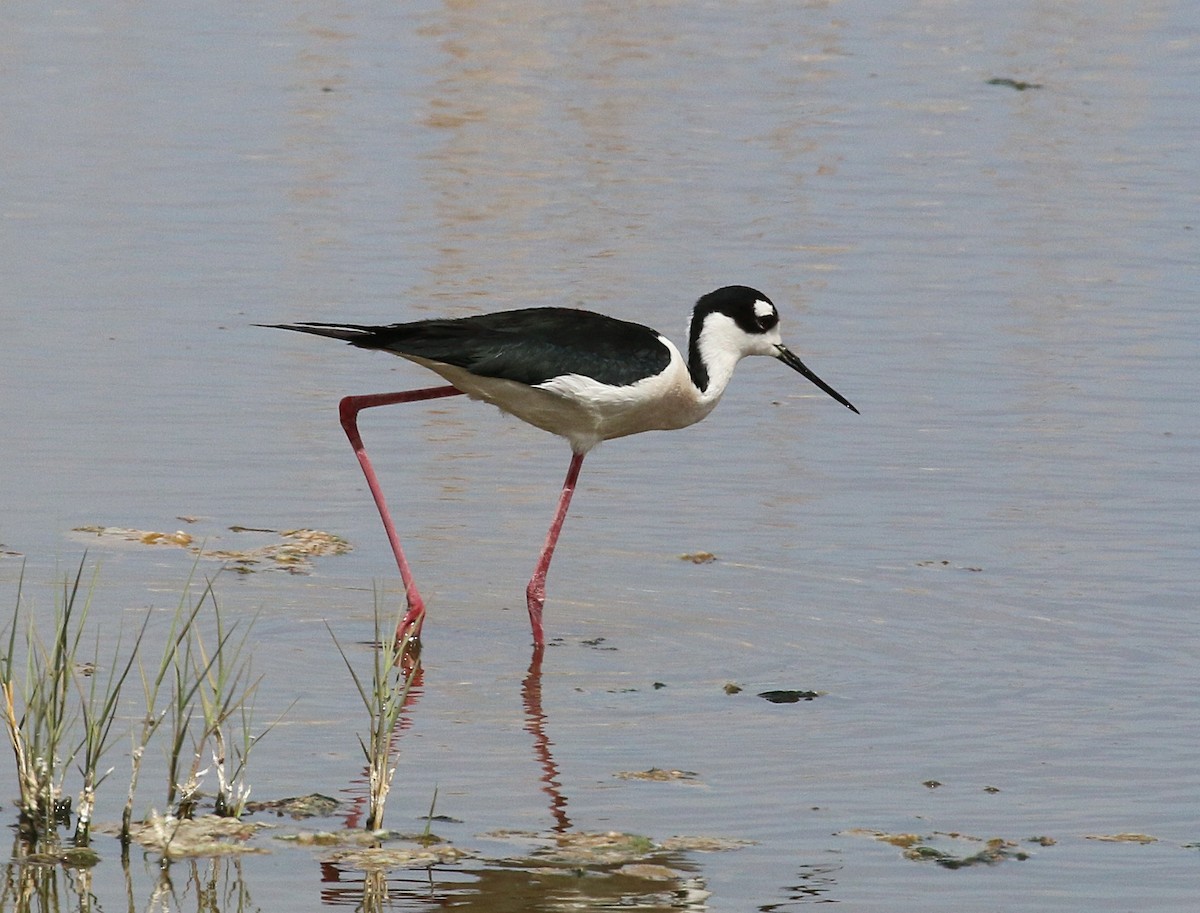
[775,345,860,414]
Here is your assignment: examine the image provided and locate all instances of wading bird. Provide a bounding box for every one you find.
[265,285,857,648]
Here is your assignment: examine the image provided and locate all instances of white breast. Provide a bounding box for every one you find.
[404,338,717,454]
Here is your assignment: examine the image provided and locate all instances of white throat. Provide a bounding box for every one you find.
[690,311,780,403]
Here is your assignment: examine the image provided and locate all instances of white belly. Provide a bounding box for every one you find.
[405,350,715,454]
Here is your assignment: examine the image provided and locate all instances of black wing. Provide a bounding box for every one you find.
[268,308,672,388]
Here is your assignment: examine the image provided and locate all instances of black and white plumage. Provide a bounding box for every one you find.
[269,285,858,455]
[265,285,857,650]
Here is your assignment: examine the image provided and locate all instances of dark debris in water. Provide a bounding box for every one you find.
[245,793,340,819]
[580,637,618,651]
[906,840,1029,868]
[843,829,1044,869]
[420,813,465,825]
[916,559,983,572]
[757,689,821,703]
[987,77,1043,91]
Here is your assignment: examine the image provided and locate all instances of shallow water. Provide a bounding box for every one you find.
[2,0,1198,910]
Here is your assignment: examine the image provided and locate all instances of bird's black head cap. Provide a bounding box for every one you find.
[694,285,778,333]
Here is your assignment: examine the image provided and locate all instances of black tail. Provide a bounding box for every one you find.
[256,322,380,345]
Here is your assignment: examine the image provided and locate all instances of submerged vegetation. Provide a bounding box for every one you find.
[327,589,420,832]
[1,558,272,853]
[2,557,421,862]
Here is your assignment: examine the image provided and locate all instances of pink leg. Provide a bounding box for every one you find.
[338,386,464,644]
[525,452,585,647]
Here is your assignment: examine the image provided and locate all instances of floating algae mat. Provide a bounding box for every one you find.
[841,828,1045,869]
[72,523,350,573]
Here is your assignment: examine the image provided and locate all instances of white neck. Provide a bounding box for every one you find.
[688,311,773,403]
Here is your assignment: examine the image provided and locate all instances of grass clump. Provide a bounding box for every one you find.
[2,558,135,845]
[327,589,419,831]
[2,557,274,853]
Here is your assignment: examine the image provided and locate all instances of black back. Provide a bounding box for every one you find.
[305,308,672,388]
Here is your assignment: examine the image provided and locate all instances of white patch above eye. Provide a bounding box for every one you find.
[753,298,776,319]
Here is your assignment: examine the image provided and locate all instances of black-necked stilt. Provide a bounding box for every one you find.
[266,285,857,649]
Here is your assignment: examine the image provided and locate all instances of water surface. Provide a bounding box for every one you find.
[2,1,1197,910]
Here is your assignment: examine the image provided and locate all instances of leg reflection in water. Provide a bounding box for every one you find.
[522,645,571,834]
